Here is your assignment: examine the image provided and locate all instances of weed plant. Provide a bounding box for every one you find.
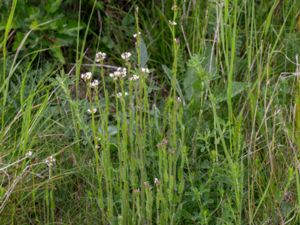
[1,0,300,224]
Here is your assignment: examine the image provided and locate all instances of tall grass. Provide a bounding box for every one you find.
[1,0,300,224]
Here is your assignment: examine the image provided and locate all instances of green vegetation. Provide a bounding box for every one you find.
[1,0,300,224]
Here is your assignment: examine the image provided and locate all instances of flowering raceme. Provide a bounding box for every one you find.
[121,52,132,61]
[95,52,106,62]
[109,67,127,80]
[81,72,92,81]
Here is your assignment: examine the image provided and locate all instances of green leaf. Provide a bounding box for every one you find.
[215,81,248,103]
[59,20,84,37]
[139,38,149,67]
[94,1,104,10]
[46,0,63,13]
[102,36,115,49]
[30,19,39,30]
[108,125,118,136]
[98,125,118,136]
[50,46,65,64]
[12,32,25,51]
[0,186,6,198]
[183,67,202,101]
[122,14,134,26]
[162,65,185,105]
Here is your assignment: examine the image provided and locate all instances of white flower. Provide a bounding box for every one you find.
[154,177,160,186]
[109,73,115,79]
[90,79,99,88]
[81,72,92,81]
[45,155,56,167]
[141,67,150,73]
[110,67,127,80]
[116,92,128,98]
[114,70,121,77]
[133,32,141,38]
[85,72,92,79]
[95,51,106,62]
[129,74,139,81]
[133,188,140,193]
[87,108,97,114]
[26,151,33,157]
[169,20,177,26]
[121,52,132,61]
[177,97,182,103]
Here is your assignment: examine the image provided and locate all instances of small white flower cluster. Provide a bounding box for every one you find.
[169,20,177,26]
[133,32,141,38]
[95,51,106,62]
[81,72,99,88]
[109,67,127,80]
[116,92,128,98]
[132,188,140,193]
[81,72,92,81]
[26,151,33,157]
[87,107,97,114]
[141,67,150,73]
[121,52,132,61]
[129,74,139,81]
[133,178,160,193]
[89,79,99,88]
[45,155,56,167]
